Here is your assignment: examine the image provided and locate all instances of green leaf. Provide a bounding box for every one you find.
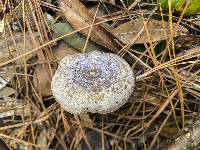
[159,0,177,12]
[184,0,200,16]
[50,23,103,52]
[159,0,200,16]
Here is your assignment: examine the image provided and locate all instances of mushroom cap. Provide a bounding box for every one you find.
[51,51,135,114]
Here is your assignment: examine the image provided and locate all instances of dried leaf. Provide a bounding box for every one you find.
[0,68,15,90]
[35,123,55,149]
[0,31,38,92]
[36,127,48,148]
[78,114,93,128]
[0,32,40,64]
[81,129,110,150]
[33,41,78,97]
[0,97,29,118]
[0,77,7,90]
[89,4,107,17]
[0,86,15,97]
[143,93,162,106]
[53,41,79,60]
[160,127,179,138]
[175,34,200,50]
[112,18,188,44]
[0,18,4,33]
[5,1,31,23]
[166,120,200,149]
[59,0,121,53]
[33,65,52,97]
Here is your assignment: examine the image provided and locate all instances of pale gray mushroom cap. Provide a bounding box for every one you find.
[51,51,135,114]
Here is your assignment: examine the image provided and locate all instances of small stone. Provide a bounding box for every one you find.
[51,51,135,114]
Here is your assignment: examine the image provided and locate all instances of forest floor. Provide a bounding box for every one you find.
[0,0,200,149]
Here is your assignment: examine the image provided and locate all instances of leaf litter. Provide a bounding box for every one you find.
[0,0,199,149]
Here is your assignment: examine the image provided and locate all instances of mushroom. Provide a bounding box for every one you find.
[51,51,135,114]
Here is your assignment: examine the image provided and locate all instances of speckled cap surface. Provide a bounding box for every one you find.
[51,51,135,114]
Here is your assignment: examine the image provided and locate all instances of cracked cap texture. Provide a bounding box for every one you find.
[51,51,135,114]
